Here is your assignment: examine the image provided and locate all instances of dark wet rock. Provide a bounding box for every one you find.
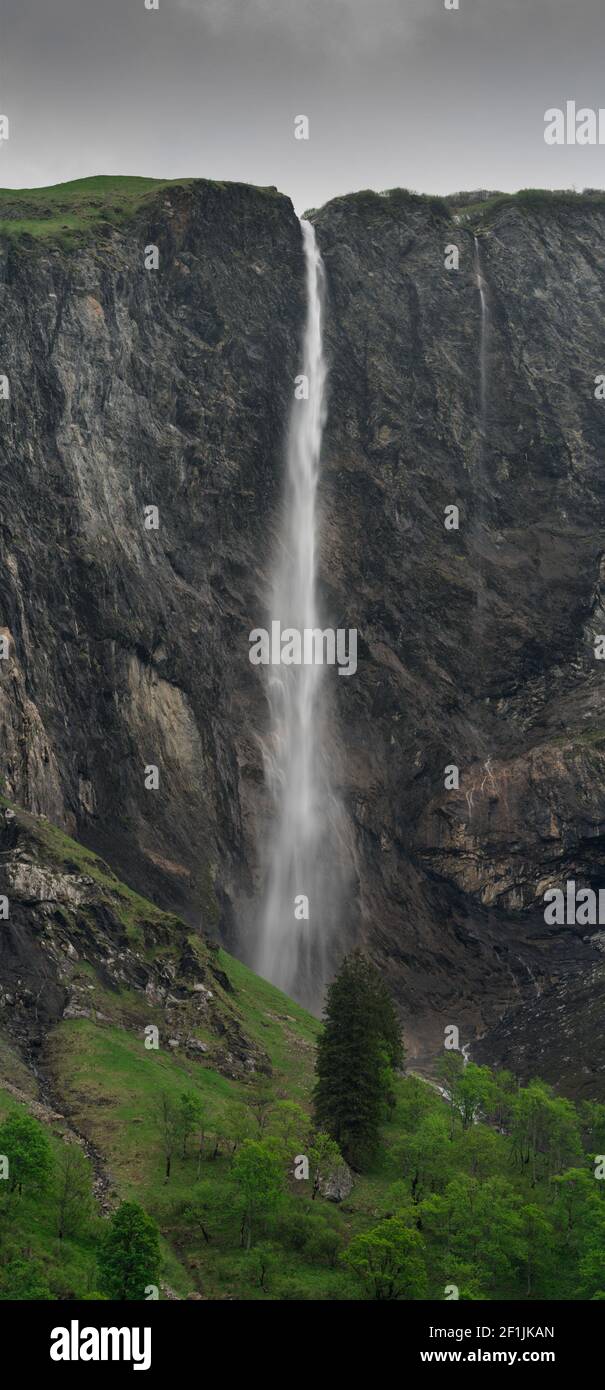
[472,959,605,1100]
[0,179,305,945]
[1,181,605,1085]
[309,189,605,1071]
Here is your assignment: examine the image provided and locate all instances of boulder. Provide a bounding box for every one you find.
[318,1162,354,1203]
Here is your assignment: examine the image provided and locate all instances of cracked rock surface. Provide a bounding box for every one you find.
[1,182,604,1083]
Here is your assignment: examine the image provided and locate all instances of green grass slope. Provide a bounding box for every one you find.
[0,174,286,247]
[1,804,604,1301]
[0,175,194,245]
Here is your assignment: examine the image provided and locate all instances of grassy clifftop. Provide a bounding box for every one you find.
[3,177,603,249]
[0,175,191,244]
[0,174,286,247]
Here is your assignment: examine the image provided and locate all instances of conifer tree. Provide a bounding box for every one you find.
[98,1201,161,1301]
[313,951,403,1169]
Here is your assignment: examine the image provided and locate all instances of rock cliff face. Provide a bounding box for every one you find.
[313,189,605,1068]
[0,179,305,940]
[0,801,267,1083]
[1,179,604,1084]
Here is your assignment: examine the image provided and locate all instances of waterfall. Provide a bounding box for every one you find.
[474,235,489,431]
[471,234,490,677]
[254,218,342,1009]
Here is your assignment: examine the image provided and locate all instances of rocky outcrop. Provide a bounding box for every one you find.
[318,1161,354,1203]
[1,180,604,1085]
[416,739,605,913]
[0,802,269,1082]
[472,956,605,1101]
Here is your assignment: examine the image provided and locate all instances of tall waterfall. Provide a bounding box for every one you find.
[472,233,489,672]
[255,219,345,1009]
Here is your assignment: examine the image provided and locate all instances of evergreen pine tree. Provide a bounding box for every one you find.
[313,951,403,1169]
[98,1201,161,1300]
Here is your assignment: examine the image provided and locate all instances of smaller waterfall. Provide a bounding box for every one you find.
[474,235,489,430]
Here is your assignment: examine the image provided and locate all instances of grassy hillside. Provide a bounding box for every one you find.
[0,175,192,245]
[450,186,605,226]
[0,174,284,247]
[0,806,604,1300]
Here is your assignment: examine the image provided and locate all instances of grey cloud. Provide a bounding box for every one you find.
[1,0,604,212]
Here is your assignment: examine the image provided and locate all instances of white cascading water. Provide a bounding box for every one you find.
[472,234,490,688]
[474,234,489,432]
[255,219,340,1008]
[472,233,492,695]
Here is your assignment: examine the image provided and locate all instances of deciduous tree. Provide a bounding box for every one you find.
[0,1111,53,1198]
[232,1140,283,1250]
[344,1219,427,1300]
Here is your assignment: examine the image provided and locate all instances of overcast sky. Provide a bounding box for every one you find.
[1,0,604,212]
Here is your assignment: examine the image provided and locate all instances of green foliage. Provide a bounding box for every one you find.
[0,1111,54,1196]
[267,1101,310,1164]
[552,1167,598,1237]
[0,176,193,247]
[180,1181,221,1246]
[247,1242,276,1291]
[246,1079,275,1136]
[1,815,602,1303]
[313,951,403,1168]
[154,1091,194,1179]
[510,1081,581,1185]
[55,1144,94,1240]
[274,1205,314,1252]
[97,1201,161,1301]
[178,1092,205,1161]
[438,1053,495,1132]
[452,1124,506,1180]
[273,1276,313,1300]
[367,970,404,1071]
[343,1219,428,1300]
[221,1101,257,1155]
[453,186,605,229]
[309,1131,345,1198]
[520,1203,555,1298]
[579,1203,605,1298]
[580,1101,605,1152]
[421,1175,525,1295]
[397,1074,441,1129]
[0,1257,52,1300]
[486,1068,518,1131]
[1,1043,603,1301]
[304,1214,344,1268]
[232,1141,283,1250]
[394,1109,451,1202]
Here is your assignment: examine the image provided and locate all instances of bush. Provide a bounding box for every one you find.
[274,1277,312,1301]
[0,1257,52,1300]
[305,1225,343,1268]
[274,1206,312,1252]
